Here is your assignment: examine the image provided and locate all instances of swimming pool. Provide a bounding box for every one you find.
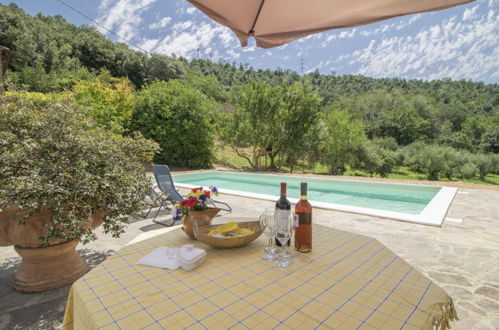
[172,171,457,226]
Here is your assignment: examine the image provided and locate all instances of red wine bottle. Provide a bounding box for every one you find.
[294,182,312,253]
[275,182,291,247]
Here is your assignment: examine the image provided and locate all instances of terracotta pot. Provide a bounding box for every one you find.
[12,241,88,292]
[182,208,221,239]
[0,204,103,247]
[0,204,104,292]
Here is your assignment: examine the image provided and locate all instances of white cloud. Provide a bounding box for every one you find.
[351,9,499,82]
[334,53,351,63]
[339,28,357,39]
[463,5,479,21]
[307,60,331,73]
[97,0,157,40]
[148,17,171,29]
[227,49,240,59]
[218,28,235,48]
[172,21,193,31]
[186,7,196,14]
[140,38,160,52]
[396,14,422,30]
[242,46,256,52]
[326,34,337,42]
[298,34,323,43]
[149,22,237,59]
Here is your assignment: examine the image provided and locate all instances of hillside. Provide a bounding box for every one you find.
[1,3,498,184]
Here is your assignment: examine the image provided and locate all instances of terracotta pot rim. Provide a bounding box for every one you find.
[14,240,77,250]
[187,207,221,213]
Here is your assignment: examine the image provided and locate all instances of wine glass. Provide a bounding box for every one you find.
[274,209,294,268]
[259,208,277,261]
[281,214,298,259]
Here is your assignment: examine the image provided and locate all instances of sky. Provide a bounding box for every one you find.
[2,0,498,83]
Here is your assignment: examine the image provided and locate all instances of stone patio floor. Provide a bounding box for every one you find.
[1,185,498,329]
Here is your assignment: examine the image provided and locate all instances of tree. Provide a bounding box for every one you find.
[319,110,366,175]
[403,144,461,180]
[356,140,398,177]
[130,80,214,168]
[278,82,321,172]
[144,54,185,83]
[226,81,281,169]
[471,153,496,180]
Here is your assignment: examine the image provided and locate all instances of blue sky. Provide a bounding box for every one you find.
[2,0,498,83]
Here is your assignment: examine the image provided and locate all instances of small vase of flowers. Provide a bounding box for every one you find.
[173,186,221,239]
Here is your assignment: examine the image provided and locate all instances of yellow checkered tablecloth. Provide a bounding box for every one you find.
[63,224,457,330]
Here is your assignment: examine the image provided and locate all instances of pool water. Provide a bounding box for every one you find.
[173,171,441,215]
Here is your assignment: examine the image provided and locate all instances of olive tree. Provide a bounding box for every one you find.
[227,81,281,169]
[319,110,366,175]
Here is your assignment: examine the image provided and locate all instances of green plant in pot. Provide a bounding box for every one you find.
[0,94,159,292]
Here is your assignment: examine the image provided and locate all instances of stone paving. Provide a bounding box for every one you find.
[1,186,498,329]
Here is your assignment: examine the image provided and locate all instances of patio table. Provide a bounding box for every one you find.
[63,223,457,329]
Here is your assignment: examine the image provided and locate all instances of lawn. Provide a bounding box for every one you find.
[215,144,499,186]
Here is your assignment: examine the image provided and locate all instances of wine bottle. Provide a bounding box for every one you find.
[275,182,291,247]
[294,182,312,252]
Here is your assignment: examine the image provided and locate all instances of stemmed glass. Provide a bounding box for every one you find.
[274,209,294,268]
[283,214,298,259]
[259,208,278,261]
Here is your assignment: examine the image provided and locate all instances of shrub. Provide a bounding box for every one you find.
[404,144,453,180]
[130,80,214,168]
[459,162,478,179]
[356,141,397,177]
[471,153,496,179]
[72,70,134,132]
[0,94,159,245]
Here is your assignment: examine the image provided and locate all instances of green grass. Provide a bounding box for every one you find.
[214,144,249,169]
[214,146,498,186]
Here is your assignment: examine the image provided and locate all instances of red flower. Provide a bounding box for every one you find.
[180,200,187,206]
[192,187,203,193]
[186,198,198,208]
[204,191,211,198]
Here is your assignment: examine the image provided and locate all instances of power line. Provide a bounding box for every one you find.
[54,0,150,55]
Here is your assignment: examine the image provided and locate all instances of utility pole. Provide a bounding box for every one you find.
[300,57,305,75]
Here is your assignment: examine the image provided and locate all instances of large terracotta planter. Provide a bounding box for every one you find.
[182,208,221,239]
[12,241,87,292]
[0,204,104,292]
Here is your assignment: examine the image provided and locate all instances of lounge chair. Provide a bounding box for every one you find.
[138,174,170,220]
[152,165,232,214]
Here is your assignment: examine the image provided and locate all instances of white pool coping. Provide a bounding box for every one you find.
[173,173,458,227]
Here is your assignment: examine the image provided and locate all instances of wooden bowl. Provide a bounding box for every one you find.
[193,221,263,248]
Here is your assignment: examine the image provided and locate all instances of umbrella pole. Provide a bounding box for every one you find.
[249,0,265,36]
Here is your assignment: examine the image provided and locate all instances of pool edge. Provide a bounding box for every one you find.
[174,180,457,227]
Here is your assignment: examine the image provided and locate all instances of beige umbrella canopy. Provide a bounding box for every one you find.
[187,0,475,48]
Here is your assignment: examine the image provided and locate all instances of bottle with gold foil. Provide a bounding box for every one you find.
[294,182,312,252]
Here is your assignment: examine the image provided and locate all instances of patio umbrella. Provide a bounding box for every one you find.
[187,0,475,48]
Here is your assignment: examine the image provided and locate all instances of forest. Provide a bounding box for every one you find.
[1,3,498,183]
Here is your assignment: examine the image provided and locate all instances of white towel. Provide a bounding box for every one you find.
[137,247,180,270]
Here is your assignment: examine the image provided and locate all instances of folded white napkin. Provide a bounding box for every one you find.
[137,245,206,271]
[137,247,180,270]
